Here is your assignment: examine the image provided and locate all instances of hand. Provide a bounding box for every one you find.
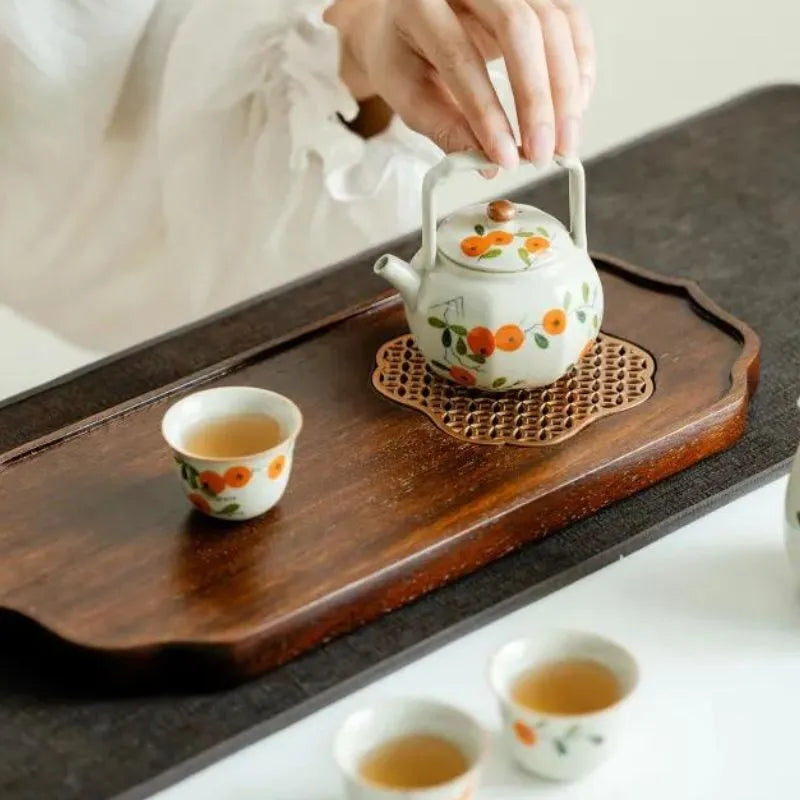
[326,0,596,168]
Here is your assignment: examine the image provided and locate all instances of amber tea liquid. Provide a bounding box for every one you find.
[184,413,281,458]
[359,734,468,790]
[512,658,621,715]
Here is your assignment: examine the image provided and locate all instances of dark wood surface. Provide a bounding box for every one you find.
[0,256,759,684]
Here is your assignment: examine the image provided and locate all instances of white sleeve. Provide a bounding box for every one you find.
[156,0,381,301]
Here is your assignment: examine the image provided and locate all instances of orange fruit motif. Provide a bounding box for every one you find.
[581,339,596,358]
[268,454,286,480]
[188,493,211,514]
[487,230,514,246]
[494,324,525,352]
[199,470,226,495]
[525,235,550,253]
[542,309,567,335]
[466,326,495,357]
[449,365,477,386]
[460,235,490,257]
[513,720,537,747]
[224,465,252,488]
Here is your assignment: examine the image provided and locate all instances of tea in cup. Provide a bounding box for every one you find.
[489,631,639,781]
[334,698,487,799]
[161,386,302,520]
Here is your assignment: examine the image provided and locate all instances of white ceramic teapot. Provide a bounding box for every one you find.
[784,397,800,573]
[374,151,603,391]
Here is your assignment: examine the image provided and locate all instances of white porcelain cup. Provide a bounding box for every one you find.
[489,631,639,781]
[334,698,487,800]
[161,386,302,521]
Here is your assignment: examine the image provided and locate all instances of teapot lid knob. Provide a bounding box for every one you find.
[487,199,516,222]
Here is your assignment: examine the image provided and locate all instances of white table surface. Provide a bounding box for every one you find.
[148,474,797,800]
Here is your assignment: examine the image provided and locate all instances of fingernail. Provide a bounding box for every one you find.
[558,117,580,157]
[581,75,593,110]
[494,134,519,171]
[480,166,500,180]
[527,123,555,167]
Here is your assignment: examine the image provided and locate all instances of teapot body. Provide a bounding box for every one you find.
[375,151,602,391]
[406,245,603,391]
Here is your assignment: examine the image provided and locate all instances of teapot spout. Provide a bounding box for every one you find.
[374,254,421,309]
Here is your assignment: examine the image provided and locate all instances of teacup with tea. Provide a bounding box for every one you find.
[334,698,487,799]
[489,630,639,781]
[161,386,302,520]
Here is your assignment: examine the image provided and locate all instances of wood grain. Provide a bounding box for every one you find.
[0,256,759,685]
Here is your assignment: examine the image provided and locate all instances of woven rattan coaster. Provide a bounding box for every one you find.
[372,333,655,447]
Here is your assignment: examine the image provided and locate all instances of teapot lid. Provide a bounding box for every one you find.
[437,199,567,273]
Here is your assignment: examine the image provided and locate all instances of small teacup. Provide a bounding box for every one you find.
[161,386,302,521]
[334,698,487,800]
[489,631,639,781]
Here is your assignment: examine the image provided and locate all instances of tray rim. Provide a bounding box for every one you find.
[0,254,760,471]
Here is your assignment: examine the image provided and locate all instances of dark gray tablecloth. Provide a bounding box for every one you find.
[1,86,798,800]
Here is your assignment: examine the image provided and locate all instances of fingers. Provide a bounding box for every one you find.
[553,0,596,108]
[396,0,518,169]
[527,0,583,157]
[459,0,555,166]
[395,54,483,155]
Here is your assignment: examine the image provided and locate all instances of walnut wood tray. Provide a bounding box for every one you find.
[0,256,759,685]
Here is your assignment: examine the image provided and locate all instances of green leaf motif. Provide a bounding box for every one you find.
[428,316,447,328]
[450,324,468,336]
[534,333,549,349]
[536,226,549,237]
[554,740,568,756]
[474,224,485,236]
[442,328,452,348]
[218,503,240,515]
[180,464,188,482]
[492,377,507,388]
[582,282,590,303]
[479,248,503,260]
[456,337,467,355]
[577,310,586,323]
[188,470,199,490]
[431,360,449,372]
[517,247,532,267]
[563,291,572,311]
[593,314,599,331]
[515,230,535,237]
[467,353,486,364]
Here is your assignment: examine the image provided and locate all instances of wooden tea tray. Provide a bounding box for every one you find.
[0,256,759,684]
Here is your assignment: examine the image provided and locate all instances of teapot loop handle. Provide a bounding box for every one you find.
[420,151,587,271]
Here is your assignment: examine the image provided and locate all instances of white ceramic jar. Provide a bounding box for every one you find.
[784,398,800,573]
[374,152,603,392]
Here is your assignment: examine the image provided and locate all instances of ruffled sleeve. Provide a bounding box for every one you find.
[157,0,378,306]
[282,6,362,172]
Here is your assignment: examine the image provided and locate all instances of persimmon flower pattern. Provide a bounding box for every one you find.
[459,223,554,268]
[513,718,604,756]
[426,281,601,389]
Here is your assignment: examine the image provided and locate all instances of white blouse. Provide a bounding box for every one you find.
[0,0,448,351]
